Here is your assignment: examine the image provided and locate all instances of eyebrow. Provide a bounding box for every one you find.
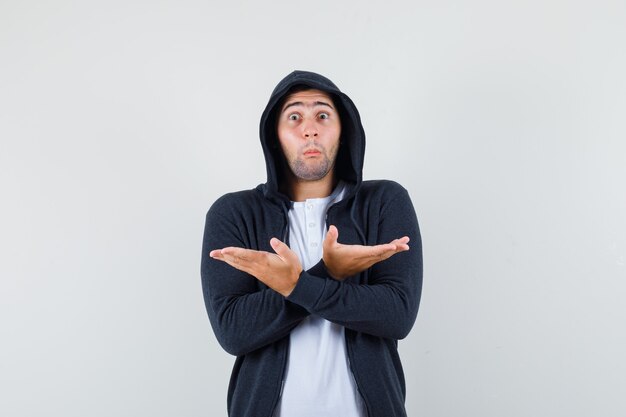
[281,101,334,113]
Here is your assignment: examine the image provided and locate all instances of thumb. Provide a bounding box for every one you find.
[324,225,339,247]
[270,237,292,258]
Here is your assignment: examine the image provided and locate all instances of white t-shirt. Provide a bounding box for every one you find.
[273,182,367,417]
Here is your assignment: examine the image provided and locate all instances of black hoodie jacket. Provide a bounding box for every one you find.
[201,70,423,417]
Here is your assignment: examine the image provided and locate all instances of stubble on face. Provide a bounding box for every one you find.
[285,141,338,181]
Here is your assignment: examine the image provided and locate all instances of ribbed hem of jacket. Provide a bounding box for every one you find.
[286,260,328,310]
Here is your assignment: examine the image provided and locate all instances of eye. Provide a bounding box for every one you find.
[288,113,300,121]
[319,112,330,120]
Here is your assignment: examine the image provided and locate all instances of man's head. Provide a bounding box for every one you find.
[276,87,342,182]
[259,71,363,198]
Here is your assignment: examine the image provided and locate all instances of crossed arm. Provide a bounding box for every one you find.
[209,225,410,297]
[202,189,422,355]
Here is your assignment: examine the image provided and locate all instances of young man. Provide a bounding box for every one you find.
[201,70,422,417]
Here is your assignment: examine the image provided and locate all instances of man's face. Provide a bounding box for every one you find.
[277,89,341,181]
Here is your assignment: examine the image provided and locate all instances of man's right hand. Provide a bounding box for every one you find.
[322,225,410,280]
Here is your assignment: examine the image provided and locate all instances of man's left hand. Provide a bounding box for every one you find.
[209,238,302,297]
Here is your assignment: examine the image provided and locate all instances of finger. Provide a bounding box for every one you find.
[220,247,249,261]
[220,248,268,269]
[374,241,413,260]
[389,238,410,251]
[324,225,339,248]
[208,248,254,270]
[270,237,291,259]
[209,249,223,259]
[352,243,396,260]
[389,236,409,245]
[221,247,258,258]
[376,243,399,258]
[210,248,254,262]
[218,256,257,276]
[271,238,303,270]
[221,253,249,265]
[374,242,411,259]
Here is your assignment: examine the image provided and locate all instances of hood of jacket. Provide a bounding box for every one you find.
[258,70,366,205]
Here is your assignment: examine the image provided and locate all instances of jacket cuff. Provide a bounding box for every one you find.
[307,259,329,278]
[286,270,326,311]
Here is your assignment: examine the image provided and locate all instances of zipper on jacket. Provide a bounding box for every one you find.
[268,334,289,416]
[346,335,372,417]
[269,213,290,417]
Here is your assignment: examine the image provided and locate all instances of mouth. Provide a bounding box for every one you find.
[303,148,322,157]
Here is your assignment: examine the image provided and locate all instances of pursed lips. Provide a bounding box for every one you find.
[303,148,322,156]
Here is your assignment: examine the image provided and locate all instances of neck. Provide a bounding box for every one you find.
[282,171,337,202]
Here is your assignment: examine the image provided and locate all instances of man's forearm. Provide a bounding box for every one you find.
[286,253,422,340]
[202,211,308,356]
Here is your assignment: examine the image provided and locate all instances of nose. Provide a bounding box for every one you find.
[302,120,318,139]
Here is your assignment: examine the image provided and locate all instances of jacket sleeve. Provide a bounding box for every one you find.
[285,187,423,340]
[201,205,309,357]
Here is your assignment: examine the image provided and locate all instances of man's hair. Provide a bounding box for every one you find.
[276,84,320,112]
[273,84,344,139]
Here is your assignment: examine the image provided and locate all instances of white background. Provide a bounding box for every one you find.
[1,1,625,416]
